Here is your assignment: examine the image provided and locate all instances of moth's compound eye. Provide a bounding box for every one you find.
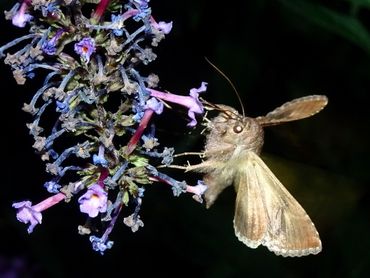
[233,125,243,133]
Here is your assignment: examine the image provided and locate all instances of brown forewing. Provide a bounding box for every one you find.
[245,152,322,257]
[233,160,268,249]
[256,95,328,126]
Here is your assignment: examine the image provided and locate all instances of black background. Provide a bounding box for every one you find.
[1,0,369,277]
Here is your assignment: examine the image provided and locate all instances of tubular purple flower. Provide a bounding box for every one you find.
[145,97,164,114]
[12,193,66,233]
[42,29,65,56]
[90,198,123,254]
[186,180,208,197]
[120,7,172,34]
[147,82,207,127]
[150,19,173,34]
[123,214,144,232]
[78,184,108,217]
[111,14,124,36]
[133,0,150,9]
[74,37,96,63]
[93,145,108,167]
[44,180,61,193]
[12,201,42,233]
[90,235,114,255]
[121,9,139,21]
[12,0,33,28]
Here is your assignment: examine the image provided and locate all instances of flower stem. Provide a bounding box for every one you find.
[126,109,154,155]
[98,168,109,186]
[93,0,111,21]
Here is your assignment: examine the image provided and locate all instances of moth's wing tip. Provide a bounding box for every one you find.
[263,241,322,257]
[311,94,329,110]
[233,219,262,249]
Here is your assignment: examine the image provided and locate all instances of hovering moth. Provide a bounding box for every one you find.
[181,94,328,257]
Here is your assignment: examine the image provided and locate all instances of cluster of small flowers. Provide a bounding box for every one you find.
[1,0,207,254]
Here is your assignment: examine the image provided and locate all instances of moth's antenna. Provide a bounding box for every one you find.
[205,57,245,117]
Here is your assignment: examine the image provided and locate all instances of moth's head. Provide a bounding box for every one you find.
[208,104,264,149]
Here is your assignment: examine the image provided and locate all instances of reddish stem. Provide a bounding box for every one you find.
[98,168,109,187]
[126,109,154,155]
[93,0,111,21]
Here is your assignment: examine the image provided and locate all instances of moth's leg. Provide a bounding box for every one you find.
[162,160,224,172]
[173,152,206,158]
[172,144,235,159]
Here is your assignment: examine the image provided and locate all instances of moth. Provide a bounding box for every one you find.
[180,94,328,257]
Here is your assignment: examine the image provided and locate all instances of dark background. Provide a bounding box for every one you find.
[1,0,369,277]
